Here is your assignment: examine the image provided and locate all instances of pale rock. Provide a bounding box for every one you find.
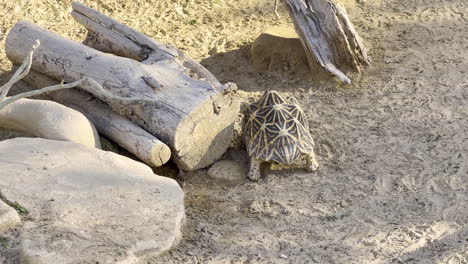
[0,98,101,148]
[0,138,185,264]
[0,200,21,233]
[208,160,247,182]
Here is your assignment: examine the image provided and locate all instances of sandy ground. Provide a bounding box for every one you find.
[1,0,467,263]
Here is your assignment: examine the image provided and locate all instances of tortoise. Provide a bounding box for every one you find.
[243,90,319,181]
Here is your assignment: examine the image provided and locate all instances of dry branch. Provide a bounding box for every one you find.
[283,0,370,83]
[0,40,86,110]
[0,40,38,102]
[14,71,172,167]
[0,44,101,148]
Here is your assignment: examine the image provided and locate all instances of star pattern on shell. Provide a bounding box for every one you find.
[243,90,315,165]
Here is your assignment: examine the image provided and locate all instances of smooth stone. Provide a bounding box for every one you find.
[0,138,185,264]
[208,160,247,182]
[0,98,101,148]
[0,200,21,233]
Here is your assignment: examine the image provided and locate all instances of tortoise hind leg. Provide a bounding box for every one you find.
[306,150,319,172]
[247,156,262,181]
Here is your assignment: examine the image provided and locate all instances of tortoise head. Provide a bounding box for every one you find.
[258,90,286,106]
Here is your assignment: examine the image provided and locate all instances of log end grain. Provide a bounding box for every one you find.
[173,92,240,171]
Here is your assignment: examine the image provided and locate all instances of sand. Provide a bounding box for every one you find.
[1,0,467,263]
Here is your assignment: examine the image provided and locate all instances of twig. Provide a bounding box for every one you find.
[0,79,85,110]
[0,39,153,112]
[81,77,159,104]
[275,0,281,18]
[0,40,87,110]
[0,40,40,101]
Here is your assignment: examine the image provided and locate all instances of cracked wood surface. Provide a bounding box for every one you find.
[13,71,171,167]
[283,0,370,83]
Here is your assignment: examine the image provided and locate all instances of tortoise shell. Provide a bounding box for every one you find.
[243,91,315,165]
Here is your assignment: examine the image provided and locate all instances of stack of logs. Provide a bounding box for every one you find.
[4,2,240,171]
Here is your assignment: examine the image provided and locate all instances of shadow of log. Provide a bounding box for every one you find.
[200,45,333,93]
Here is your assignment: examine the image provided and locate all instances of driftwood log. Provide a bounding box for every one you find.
[283,0,370,83]
[13,72,171,167]
[2,42,167,166]
[5,2,240,170]
[0,43,101,149]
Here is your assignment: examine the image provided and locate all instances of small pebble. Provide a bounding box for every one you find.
[207,160,246,182]
[280,254,288,259]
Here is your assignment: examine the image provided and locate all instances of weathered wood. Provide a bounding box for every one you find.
[0,40,84,110]
[283,0,370,84]
[13,71,171,168]
[0,43,101,148]
[5,7,239,170]
[71,2,222,91]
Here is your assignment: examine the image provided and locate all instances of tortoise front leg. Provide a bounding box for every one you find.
[306,150,319,172]
[247,156,262,181]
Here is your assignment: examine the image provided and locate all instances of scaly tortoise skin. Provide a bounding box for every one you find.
[243,90,319,181]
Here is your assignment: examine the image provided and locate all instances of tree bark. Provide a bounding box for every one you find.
[5,3,239,170]
[12,71,171,168]
[283,0,370,84]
